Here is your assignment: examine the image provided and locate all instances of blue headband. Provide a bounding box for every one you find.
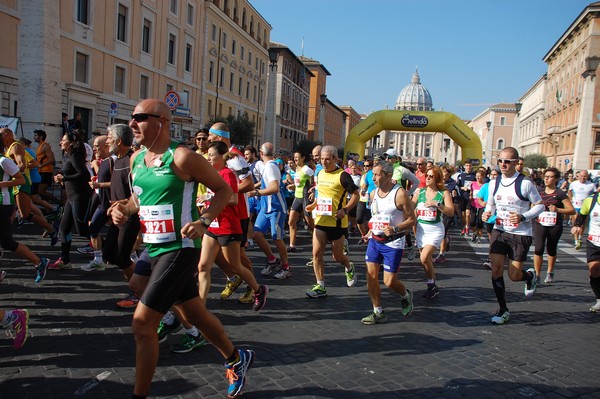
[209,128,230,139]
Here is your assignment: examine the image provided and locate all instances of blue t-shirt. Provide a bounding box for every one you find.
[25,148,41,184]
[477,182,496,224]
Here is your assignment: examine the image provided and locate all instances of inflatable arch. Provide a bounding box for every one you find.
[344,110,482,165]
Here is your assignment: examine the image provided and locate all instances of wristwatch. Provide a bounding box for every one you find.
[519,214,527,222]
[199,216,211,228]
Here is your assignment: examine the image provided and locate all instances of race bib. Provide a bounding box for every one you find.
[537,211,557,227]
[416,203,437,221]
[496,209,519,229]
[588,226,600,247]
[294,175,301,187]
[209,219,220,228]
[573,198,583,208]
[368,214,391,233]
[139,204,176,243]
[316,198,333,216]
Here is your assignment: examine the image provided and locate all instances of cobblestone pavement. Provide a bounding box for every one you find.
[1,222,599,398]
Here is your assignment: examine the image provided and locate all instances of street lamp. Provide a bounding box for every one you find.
[515,102,522,114]
[318,93,327,143]
[267,47,279,147]
[582,56,600,79]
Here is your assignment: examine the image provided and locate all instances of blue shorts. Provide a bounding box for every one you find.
[254,210,286,240]
[248,196,260,215]
[365,239,404,273]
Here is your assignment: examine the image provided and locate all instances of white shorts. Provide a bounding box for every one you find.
[416,221,445,249]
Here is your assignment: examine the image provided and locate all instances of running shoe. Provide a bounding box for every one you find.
[260,258,281,276]
[401,289,414,316]
[35,258,49,283]
[245,240,256,250]
[225,349,255,398]
[238,286,254,304]
[406,246,416,261]
[422,283,439,299]
[48,257,72,270]
[51,218,61,235]
[274,267,292,279]
[471,233,478,242]
[306,283,327,298]
[157,319,182,343]
[544,273,555,284]
[460,228,466,236]
[116,292,139,309]
[81,259,107,272]
[76,244,95,256]
[575,239,582,250]
[306,258,314,267]
[0,270,6,283]
[491,309,510,325]
[171,333,207,353]
[345,262,356,287]
[483,259,492,269]
[11,309,29,350]
[361,311,387,325]
[252,285,269,311]
[287,245,297,253]
[433,254,446,263]
[221,275,243,300]
[589,302,600,312]
[524,268,537,297]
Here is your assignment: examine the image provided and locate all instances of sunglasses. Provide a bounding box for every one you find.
[364,164,371,167]
[426,174,435,178]
[131,113,162,122]
[497,159,517,165]
[196,137,208,141]
[544,175,557,179]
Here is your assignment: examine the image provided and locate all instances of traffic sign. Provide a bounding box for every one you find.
[164,91,180,110]
[109,101,118,117]
[565,159,570,164]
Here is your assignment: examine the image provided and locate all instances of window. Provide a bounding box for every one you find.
[170,0,178,14]
[209,61,214,83]
[142,19,151,53]
[222,32,227,49]
[185,44,192,72]
[75,52,88,83]
[238,77,243,95]
[187,4,194,25]
[166,83,173,92]
[117,4,128,43]
[232,40,236,55]
[241,46,245,61]
[497,139,505,150]
[168,34,176,65]
[246,81,250,98]
[219,67,225,87]
[229,72,234,91]
[248,51,252,66]
[76,0,89,25]
[500,116,506,125]
[115,66,125,94]
[208,100,213,116]
[211,24,217,42]
[140,75,149,99]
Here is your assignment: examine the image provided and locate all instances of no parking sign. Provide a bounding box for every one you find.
[164,91,180,110]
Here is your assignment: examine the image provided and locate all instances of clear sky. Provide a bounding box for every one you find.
[251,0,593,120]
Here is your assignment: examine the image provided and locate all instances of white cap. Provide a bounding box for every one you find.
[385,148,398,157]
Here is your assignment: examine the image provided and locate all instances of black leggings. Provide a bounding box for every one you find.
[0,205,19,252]
[103,215,140,269]
[533,221,563,257]
[60,195,92,262]
[469,207,484,230]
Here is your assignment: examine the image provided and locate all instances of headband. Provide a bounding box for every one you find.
[209,128,230,139]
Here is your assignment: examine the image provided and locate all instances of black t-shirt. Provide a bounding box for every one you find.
[537,187,568,224]
[457,172,476,200]
[96,157,113,209]
[110,150,133,202]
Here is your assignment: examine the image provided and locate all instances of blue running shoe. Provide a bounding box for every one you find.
[35,258,49,283]
[225,349,255,398]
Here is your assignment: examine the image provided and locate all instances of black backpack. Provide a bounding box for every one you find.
[492,173,528,202]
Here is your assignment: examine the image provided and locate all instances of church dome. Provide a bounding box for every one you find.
[395,68,434,111]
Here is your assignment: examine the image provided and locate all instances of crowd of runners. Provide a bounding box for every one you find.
[2,98,600,398]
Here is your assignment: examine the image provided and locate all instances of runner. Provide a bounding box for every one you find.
[569,170,596,249]
[287,150,314,252]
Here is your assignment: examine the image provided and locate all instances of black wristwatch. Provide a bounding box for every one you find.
[199,216,211,228]
[519,214,526,222]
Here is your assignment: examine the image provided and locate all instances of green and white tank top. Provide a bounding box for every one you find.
[416,189,443,224]
[132,141,200,257]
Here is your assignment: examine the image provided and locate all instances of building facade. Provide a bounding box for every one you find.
[542,1,600,171]
[0,0,270,151]
[265,42,311,150]
[469,103,518,167]
[514,75,546,157]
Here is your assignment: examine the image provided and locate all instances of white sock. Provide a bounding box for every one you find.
[427,279,435,285]
[93,250,102,263]
[317,280,325,288]
[373,307,383,314]
[130,251,139,263]
[185,325,199,337]
[162,310,175,325]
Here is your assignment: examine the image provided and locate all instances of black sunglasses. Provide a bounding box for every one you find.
[131,113,162,122]
[196,136,208,141]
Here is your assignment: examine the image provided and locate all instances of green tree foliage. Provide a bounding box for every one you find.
[523,153,548,170]
[204,112,255,145]
[293,139,321,158]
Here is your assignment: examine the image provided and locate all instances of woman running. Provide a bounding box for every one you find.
[287,151,314,252]
[468,170,487,243]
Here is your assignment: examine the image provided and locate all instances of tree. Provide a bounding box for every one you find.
[523,153,548,170]
[204,112,255,145]
[292,139,321,158]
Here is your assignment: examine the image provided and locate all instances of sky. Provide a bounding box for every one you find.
[251,0,593,120]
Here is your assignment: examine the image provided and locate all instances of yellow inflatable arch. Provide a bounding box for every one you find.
[344,110,482,165]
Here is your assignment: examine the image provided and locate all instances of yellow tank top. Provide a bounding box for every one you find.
[314,168,349,228]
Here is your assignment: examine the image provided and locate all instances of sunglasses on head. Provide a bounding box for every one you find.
[131,113,162,122]
[497,159,517,165]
